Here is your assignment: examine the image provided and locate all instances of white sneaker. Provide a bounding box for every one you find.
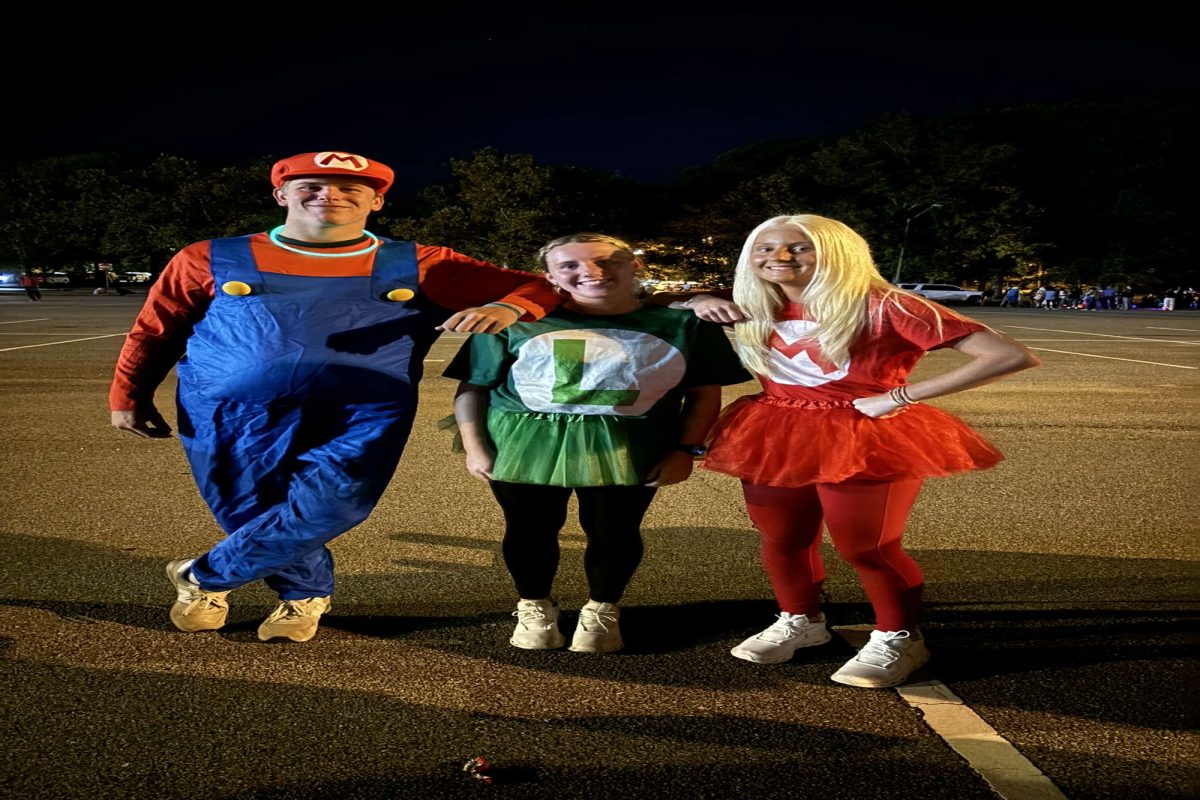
[831,629,930,688]
[510,599,566,649]
[730,612,831,664]
[569,601,622,653]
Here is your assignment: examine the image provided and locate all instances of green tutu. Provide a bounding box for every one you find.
[487,409,671,487]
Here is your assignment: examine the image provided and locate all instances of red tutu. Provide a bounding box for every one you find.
[701,394,1003,486]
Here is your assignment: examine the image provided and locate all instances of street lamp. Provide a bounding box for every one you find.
[892,203,942,284]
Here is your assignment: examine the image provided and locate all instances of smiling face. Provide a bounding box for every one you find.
[544,241,643,313]
[274,176,384,238]
[749,225,818,300]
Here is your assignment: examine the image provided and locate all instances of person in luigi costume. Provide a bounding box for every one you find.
[446,232,750,653]
[109,150,560,642]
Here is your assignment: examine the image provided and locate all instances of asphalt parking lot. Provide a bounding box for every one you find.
[1,292,1197,800]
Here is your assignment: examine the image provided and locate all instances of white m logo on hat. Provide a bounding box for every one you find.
[314,152,369,171]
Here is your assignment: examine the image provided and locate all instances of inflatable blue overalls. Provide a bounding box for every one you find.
[176,235,444,599]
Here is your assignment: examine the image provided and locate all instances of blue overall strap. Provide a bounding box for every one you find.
[208,235,262,292]
[369,239,419,301]
[208,235,417,299]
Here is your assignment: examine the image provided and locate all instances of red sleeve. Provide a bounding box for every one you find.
[414,245,561,320]
[877,291,986,351]
[108,242,215,411]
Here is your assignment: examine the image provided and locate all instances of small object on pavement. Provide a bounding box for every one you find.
[462,756,494,785]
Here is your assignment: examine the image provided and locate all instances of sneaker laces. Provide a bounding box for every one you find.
[756,613,811,644]
[181,591,229,617]
[513,604,553,629]
[854,630,912,667]
[578,605,617,633]
[265,598,327,623]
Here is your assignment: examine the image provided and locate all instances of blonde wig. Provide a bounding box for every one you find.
[731,214,949,375]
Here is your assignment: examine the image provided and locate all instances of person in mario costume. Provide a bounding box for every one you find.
[109,150,561,643]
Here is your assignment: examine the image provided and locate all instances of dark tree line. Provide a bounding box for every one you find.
[1,96,1193,291]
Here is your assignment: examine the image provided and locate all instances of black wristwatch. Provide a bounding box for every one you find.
[675,443,708,457]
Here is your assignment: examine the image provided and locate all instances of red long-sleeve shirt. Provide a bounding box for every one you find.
[109,234,559,411]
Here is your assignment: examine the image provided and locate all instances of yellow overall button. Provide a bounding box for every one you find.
[221,281,253,296]
[386,288,415,302]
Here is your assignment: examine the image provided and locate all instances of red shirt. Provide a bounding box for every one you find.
[757,293,985,402]
[109,234,559,410]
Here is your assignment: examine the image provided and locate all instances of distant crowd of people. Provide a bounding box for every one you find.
[987,284,1197,310]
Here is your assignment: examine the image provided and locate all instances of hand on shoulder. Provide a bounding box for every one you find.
[678,293,747,324]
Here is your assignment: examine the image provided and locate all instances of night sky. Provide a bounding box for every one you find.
[10,3,1194,187]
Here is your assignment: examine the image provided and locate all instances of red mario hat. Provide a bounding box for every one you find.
[270,151,394,194]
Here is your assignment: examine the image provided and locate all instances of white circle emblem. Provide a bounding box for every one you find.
[511,328,685,415]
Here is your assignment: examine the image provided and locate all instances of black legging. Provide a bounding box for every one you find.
[489,481,657,603]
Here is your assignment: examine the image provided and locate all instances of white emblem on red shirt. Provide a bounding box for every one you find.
[768,320,849,386]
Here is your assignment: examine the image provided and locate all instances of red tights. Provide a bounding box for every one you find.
[742,478,925,632]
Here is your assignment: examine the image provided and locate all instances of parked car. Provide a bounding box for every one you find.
[42,272,70,285]
[897,283,983,305]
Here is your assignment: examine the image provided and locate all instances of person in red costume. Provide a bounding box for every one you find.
[109,151,560,643]
[19,273,43,301]
[661,213,1038,688]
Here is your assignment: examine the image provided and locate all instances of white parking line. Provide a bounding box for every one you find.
[837,625,1068,800]
[1009,338,1193,343]
[899,681,1068,800]
[1145,326,1198,332]
[0,333,127,352]
[1004,326,1200,345]
[1026,347,1196,369]
[0,318,50,325]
